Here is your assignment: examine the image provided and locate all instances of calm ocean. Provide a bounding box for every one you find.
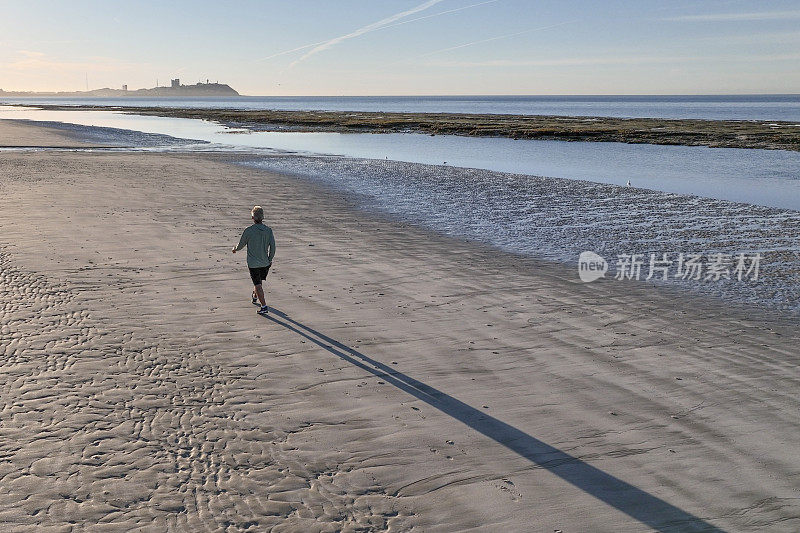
[2,94,800,121]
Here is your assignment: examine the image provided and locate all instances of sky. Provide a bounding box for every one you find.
[1,0,799,95]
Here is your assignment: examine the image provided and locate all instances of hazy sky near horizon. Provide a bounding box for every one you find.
[1,0,799,95]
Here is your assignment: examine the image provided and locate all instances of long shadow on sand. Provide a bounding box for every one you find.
[263,307,723,532]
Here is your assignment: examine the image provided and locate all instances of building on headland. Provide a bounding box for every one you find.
[0,77,239,98]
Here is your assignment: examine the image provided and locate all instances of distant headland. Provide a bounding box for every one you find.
[0,78,240,98]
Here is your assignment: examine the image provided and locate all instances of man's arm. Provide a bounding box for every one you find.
[232,228,248,253]
[268,230,276,263]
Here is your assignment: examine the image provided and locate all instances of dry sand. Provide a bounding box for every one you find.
[0,121,798,532]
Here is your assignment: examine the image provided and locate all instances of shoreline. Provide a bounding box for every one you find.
[4,116,799,316]
[238,154,800,316]
[10,102,800,151]
[1,120,799,530]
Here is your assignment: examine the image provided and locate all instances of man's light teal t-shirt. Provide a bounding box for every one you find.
[235,223,275,268]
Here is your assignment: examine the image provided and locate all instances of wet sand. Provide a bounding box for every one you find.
[1,121,799,531]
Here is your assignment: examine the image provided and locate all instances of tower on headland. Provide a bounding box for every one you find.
[12,77,240,97]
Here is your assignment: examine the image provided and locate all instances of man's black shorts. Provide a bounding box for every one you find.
[249,265,271,286]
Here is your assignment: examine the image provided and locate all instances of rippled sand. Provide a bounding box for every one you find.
[1,121,799,531]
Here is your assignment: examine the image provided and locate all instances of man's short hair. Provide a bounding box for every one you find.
[251,205,264,223]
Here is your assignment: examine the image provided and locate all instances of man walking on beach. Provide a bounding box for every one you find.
[232,205,275,315]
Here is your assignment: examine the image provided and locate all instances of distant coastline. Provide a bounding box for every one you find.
[0,79,239,98]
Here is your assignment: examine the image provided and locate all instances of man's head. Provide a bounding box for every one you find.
[251,205,264,223]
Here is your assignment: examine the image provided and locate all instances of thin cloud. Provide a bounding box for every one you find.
[425,53,800,68]
[16,50,46,58]
[418,20,574,58]
[257,0,500,63]
[663,9,800,21]
[426,56,693,67]
[1,38,92,45]
[694,31,800,44]
[5,49,145,73]
[288,0,447,67]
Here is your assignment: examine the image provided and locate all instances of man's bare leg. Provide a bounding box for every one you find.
[255,284,266,306]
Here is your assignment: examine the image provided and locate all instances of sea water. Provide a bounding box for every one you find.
[2,94,800,121]
[2,106,799,210]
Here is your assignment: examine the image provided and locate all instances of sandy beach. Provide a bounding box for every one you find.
[1,120,799,531]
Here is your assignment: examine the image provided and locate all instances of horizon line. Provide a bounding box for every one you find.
[2,91,799,98]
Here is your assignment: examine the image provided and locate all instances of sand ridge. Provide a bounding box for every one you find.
[1,121,799,531]
[22,103,800,151]
[0,119,108,148]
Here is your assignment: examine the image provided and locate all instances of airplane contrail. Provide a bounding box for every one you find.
[258,40,326,62]
[378,0,500,31]
[288,0,447,67]
[257,0,501,63]
[419,20,574,58]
